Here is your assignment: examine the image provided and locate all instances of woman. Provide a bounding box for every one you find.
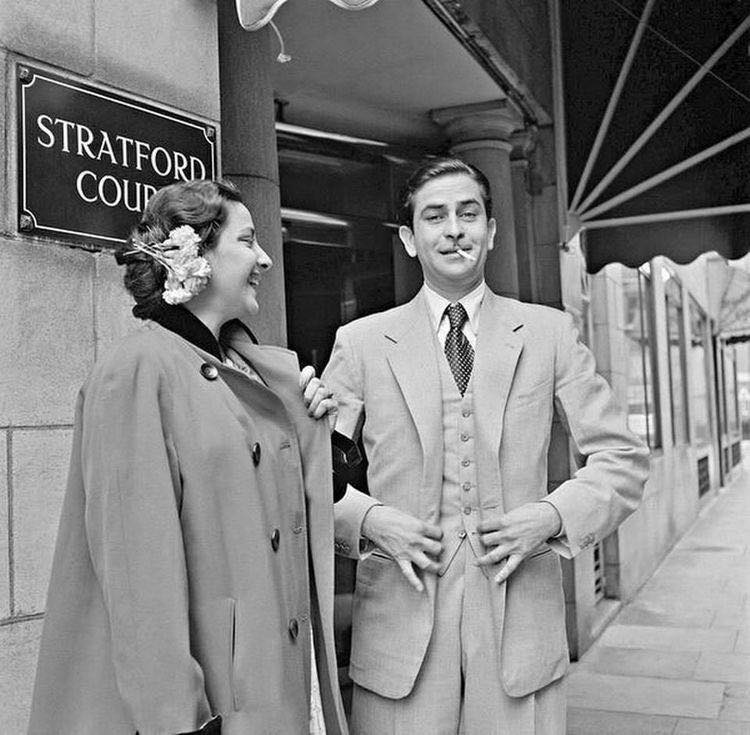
[28,180,348,735]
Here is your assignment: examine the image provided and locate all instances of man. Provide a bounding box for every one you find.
[325,158,649,734]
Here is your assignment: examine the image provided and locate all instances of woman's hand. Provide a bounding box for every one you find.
[299,366,338,431]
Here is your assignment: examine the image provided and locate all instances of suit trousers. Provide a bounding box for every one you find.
[350,543,566,735]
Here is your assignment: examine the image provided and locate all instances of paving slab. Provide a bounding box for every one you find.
[720,684,750,722]
[578,646,699,680]
[735,629,750,654]
[616,600,715,628]
[566,707,677,735]
[599,624,737,653]
[566,671,725,719]
[694,652,750,684]
[674,718,750,734]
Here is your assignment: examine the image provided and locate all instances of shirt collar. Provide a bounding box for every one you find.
[423,281,486,334]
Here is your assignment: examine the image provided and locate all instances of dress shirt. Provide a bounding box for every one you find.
[423,281,485,348]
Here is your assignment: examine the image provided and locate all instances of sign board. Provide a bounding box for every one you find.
[17,65,218,247]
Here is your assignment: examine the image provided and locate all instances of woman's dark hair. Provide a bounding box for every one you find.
[398,157,493,227]
[115,179,243,320]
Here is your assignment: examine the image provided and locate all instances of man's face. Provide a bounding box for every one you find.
[399,173,496,298]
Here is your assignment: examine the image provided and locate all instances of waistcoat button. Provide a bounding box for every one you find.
[461,458,471,467]
[460,432,470,442]
[462,481,471,491]
[462,408,472,417]
[200,363,219,381]
[251,442,261,465]
[288,618,299,640]
[463,506,472,515]
[270,528,280,551]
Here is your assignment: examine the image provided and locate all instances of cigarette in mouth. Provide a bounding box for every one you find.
[455,248,476,261]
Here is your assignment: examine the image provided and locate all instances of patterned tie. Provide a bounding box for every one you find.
[444,303,474,396]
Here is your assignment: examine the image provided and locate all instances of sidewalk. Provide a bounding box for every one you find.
[566,461,750,734]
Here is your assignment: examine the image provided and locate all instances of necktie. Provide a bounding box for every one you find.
[444,303,474,396]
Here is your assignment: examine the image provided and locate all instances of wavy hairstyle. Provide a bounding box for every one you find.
[397,157,493,228]
[115,179,243,320]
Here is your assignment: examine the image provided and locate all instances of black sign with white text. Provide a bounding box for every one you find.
[17,65,217,246]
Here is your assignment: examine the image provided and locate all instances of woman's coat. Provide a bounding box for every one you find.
[28,323,347,735]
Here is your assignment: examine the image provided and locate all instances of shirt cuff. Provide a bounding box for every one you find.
[538,500,565,539]
[359,502,384,554]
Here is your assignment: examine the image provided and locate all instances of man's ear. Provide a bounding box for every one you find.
[486,218,497,252]
[398,225,417,258]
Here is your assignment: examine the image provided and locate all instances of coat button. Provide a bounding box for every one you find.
[200,363,219,381]
[251,442,261,466]
[271,528,280,551]
[288,618,299,640]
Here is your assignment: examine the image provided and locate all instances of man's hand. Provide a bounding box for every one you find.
[475,502,562,584]
[362,505,443,593]
[299,365,337,431]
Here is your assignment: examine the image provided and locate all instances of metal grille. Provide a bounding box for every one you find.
[732,441,742,467]
[593,541,606,603]
[697,456,710,497]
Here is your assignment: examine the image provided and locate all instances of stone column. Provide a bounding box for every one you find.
[218,3,286,345]
[431,101,525,299]
[510,130,538,304]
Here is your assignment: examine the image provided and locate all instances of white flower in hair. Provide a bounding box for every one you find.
[125,225,212,305]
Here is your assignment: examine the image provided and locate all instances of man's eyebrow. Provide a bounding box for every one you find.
[458,198,481,207]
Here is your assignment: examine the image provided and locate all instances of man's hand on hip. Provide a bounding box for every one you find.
[475,502,562,584]
[361,505,443,593]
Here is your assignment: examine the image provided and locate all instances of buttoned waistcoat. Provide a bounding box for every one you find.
[29,323,347,735]
[324,288,649,700]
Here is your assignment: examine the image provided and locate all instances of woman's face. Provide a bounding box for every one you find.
[201,201,272,323]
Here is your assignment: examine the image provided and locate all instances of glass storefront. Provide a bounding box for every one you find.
[623,266,660,448]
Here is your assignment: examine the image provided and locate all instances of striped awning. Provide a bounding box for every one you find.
[551,0,750,273]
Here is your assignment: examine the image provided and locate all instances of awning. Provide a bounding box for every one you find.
[552,0,750,273]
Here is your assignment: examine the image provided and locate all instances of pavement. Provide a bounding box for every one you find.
[566,456,750,734]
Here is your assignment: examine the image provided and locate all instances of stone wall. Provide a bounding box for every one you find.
[0,1,220,729]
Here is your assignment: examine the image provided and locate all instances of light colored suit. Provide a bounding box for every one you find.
[324,287,648,706]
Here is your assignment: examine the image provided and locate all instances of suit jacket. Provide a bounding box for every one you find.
[29,323,348,735]
[323,287,649,699]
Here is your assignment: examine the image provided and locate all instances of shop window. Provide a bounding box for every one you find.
[623,267,660,448]
[665,273,689,444]
[725,345,740,436]
[688,300,712,446]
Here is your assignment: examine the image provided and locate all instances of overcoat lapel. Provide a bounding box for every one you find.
[384,292,443,517]
[473,291,524,509]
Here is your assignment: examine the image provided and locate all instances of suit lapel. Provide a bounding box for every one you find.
[473,291,524,501]
[384,292,443,500]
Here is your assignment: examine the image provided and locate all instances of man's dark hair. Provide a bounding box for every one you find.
[398,157,493,227]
